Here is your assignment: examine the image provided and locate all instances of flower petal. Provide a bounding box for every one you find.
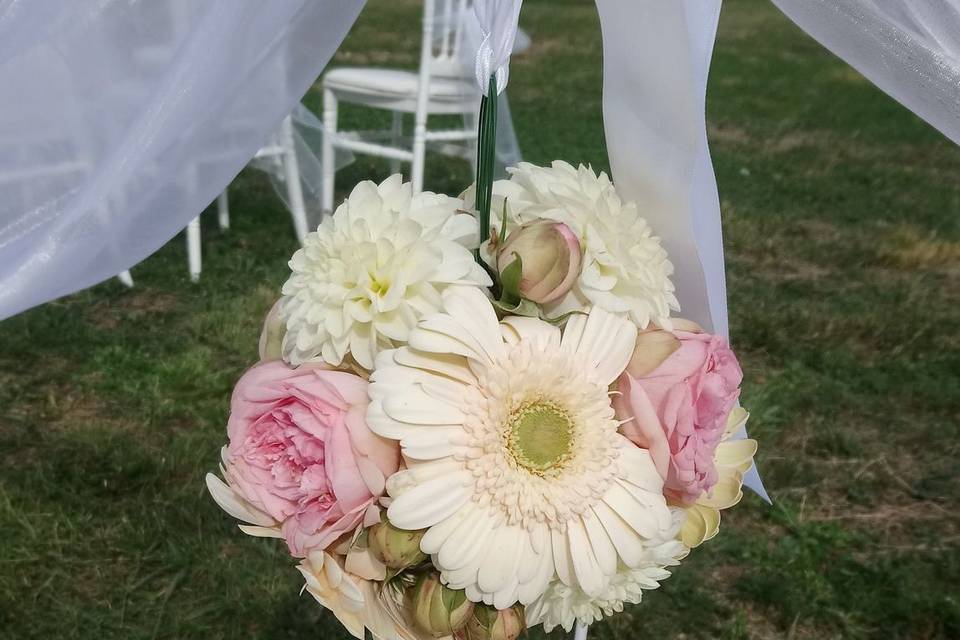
[552,528,575,587]
[567,517,606,597]
[592,502,645,568]
[440,286,505,363]
[715,439,758,470]
[437,506,495,572]
[602,482,663,540]
[697,472,743,510]
[500,316,562,349]
[205,473,276,527]
[420,507,471,555]
[582,510,618,577]
[387,471,472,529]
[393,347,477,385]
[477,525,524,594]
[382,388,464,425]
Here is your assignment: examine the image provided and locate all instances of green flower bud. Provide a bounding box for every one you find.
[408,573,474,638]
[257,300,286,362]
[455,604,526,640]
[368,513,427,570]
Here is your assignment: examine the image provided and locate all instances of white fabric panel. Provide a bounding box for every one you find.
[771,0,960,146]
[595,0,767,500]
[594,0,725,336]
[0,0,364,319]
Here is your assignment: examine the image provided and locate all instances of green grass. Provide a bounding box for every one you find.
[2,0,959,638]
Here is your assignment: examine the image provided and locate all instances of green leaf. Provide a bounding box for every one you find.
[541,308,588,326]
[499,252,523,301]
[498,198,509,246]
[492,297,541,318]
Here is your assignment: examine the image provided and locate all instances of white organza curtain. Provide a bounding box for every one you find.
[771,0,960,146]
[0,0,363,319]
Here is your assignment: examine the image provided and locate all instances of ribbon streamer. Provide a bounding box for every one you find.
[594,0,768,501]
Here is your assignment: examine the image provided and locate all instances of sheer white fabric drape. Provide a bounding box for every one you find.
[771,0,960,146]
[0,0,364,319]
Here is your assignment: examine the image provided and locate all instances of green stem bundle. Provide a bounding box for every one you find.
[474,75,499,258]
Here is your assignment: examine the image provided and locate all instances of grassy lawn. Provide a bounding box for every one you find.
[2,0,959,638]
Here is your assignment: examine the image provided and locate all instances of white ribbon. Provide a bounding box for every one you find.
[473,0,523,94]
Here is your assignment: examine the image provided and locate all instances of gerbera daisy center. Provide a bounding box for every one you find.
[506,401,574,473]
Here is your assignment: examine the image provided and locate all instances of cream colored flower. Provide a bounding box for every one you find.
[367,286,675,610]
[491,161,678,329]
[280,175,491,370]
[205,449,283,540]
[298,550,409,640]
[678,406,757,548]
[524,509,688,633]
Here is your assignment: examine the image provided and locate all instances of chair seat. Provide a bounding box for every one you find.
[324,67,475,103]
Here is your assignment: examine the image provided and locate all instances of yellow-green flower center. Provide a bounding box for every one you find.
[507,401,574,474]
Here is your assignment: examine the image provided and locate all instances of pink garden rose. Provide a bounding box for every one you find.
[223,361,400,556]
[613,328,742,505]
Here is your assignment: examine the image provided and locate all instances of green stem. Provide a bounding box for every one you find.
[474,75,499,260]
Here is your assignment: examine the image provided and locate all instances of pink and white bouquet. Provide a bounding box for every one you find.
[207,160,758,638]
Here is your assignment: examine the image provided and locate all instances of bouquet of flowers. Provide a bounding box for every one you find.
[206,152,758,637]
[208,58,757,638]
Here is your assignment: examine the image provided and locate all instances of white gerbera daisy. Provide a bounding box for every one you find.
[280,175,491,370]
[524,509,688,632]
[367,286,675,610]
[491,161,678,329]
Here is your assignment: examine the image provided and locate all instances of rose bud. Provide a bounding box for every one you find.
[496,219,581,304]
[455,604,525,640]
[367,512,427,570]
[408,573,474,637]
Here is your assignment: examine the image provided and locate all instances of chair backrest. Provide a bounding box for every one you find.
[421,0,472,80]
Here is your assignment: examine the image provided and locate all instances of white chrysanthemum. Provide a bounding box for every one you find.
[280,175,491,370]
[367,286,675,610]
[525,509,687,632]
[491,161,678,329]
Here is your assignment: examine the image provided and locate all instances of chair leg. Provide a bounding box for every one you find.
[217,190,229,230]
[117,270,134,288]
[186,216,201,282]
[280,115,309,244]
[389,112,403,176]
[411,124,426,194]
[321,87,338,215]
